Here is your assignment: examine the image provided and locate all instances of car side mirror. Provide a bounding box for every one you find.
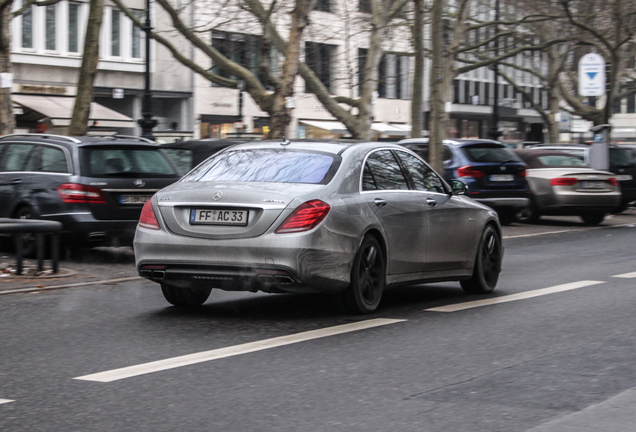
[450,179,468,195]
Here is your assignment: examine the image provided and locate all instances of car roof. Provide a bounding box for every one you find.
[0,133,159,148]
[398,138,503,147]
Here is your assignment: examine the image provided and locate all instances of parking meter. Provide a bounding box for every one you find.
[589,124,611,171]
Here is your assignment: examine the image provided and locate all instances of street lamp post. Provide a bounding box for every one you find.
[138,0,157,139]
[490,0,501,140]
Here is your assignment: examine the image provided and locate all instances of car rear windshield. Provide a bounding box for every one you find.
[461,145,521,163]
[182,149,338,184]
[81,146,178,178]
[536,155,586,168]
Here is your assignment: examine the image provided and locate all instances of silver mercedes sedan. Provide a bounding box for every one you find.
[134,140,503,314]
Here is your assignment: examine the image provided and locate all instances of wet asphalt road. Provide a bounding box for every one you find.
[1,212,636,431]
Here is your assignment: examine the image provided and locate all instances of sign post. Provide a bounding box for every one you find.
[579,54,609,170]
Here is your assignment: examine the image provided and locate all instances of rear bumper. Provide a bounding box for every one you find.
[40,211,138,246]
[134,225,356,294]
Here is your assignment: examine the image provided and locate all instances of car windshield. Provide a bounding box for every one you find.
[461,145,520,163]
[610,148,636,168]
[536,154,587,167]
[182,149,338,184]
[82,147,178,178]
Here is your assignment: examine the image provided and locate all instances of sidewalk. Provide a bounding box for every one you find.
[0,246,139,294]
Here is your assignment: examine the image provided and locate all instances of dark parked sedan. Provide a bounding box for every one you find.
[0,134,181,251]
[134,139,504,314]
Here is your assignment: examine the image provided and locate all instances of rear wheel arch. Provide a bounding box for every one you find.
[361,228,387,265]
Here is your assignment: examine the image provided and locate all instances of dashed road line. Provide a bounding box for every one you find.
[426,280,605,313]
[0,399,15,405]
[612,272,636,279]
[74,318,406,383]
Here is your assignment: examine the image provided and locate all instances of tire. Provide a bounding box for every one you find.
[517,200,540,224]
[13,206,37,257]
[497,209,516,226]
[161,284,212,307]
[340,236,386,314]
[581,213,605,225]
[461,225,502,294]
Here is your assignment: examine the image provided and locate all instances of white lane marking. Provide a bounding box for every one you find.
[503,223,635,239]
[74,318,406,383]
[426,281,605,313]
[0,399,15,405]
[612,272,636,279]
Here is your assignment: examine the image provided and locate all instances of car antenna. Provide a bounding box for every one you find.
[280,137,291,147]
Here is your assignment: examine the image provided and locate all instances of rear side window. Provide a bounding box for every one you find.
[395,151,446,193]
[461,145,520,163]
[183,149,338,184]
[81,147,178,177]
[41,146,69,173]
[363,150,409,191]
[0,144,36,172]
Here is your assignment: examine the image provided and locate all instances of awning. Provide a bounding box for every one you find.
[299,120,349,135]
[300,120,412,136]
[12,94,135,128]
[371,123,411,136]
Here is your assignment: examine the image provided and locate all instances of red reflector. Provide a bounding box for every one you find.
[456,165,485,178]
[139,200,160,230]
[57,183,106,204]
[608,178,619,187]
[550,177,578,186]
[275,200,331,234]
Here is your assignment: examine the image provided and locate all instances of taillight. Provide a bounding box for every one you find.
[275,200,331,234]
[57,183,106,204]
[518,169,527,178]
[139,200,160,230]
[550,177,578,186]
[456,165,486,178]
[608,178,619,187]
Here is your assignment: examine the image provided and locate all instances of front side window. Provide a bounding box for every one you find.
[396,151,445,193]
[82,147,178,177]
[183,149,337,184]
[362,150,409,191]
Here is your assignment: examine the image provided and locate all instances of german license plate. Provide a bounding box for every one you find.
[490,174,514,182]
[190,209,249,226]
[581,181,604,189]
[120,194,152,204]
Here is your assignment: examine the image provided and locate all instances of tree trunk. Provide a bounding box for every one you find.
[428,0,447,174]
[69,0,104,136]
[0,2,15,135]
[410,0,424,138]
[548,91,560,143]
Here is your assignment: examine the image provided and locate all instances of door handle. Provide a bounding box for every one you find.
[374,198,387,207]
[426,198,438,207]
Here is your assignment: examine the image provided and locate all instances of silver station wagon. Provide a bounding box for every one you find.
[134,139,503,314]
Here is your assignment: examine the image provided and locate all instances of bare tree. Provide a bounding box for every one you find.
[69,0,104,136]
[410,0,424,138]
[114,0,318,139]
[0,0,14,135]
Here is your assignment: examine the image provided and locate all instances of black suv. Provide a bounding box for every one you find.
[0,134,181,250]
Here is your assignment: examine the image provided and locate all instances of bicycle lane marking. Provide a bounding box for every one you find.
[425,280,605,313]
[74,318,406,383]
